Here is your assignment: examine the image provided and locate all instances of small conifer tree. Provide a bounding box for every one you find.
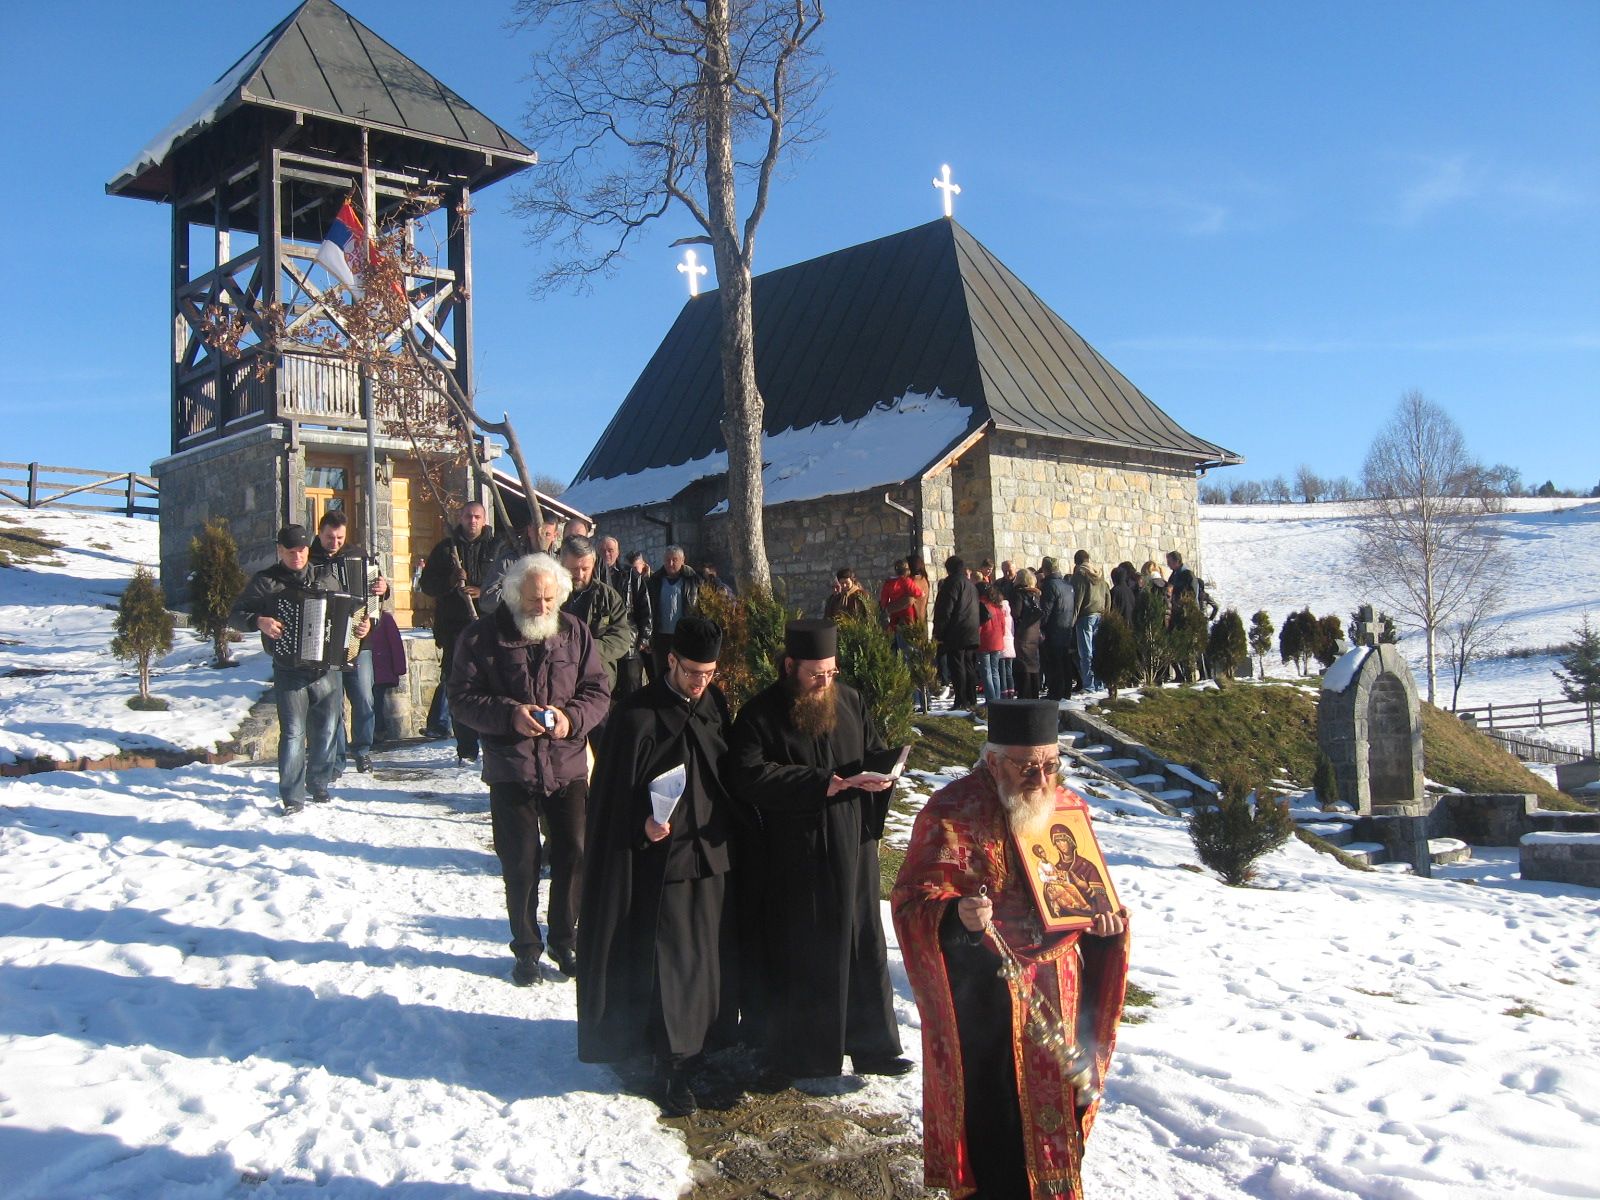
[896,618,940,708]
[1313,748,1341,811]
[1206,609,1249,681]
[1249,610,1275,679]
[1092,611,1138,699]
[1313,614,1345,670]
[1133,586,1172,685]
[1168,594,1210,680]
[1280,608,1319,675]
[836,613,915,748]
[112,565,175,708]
[188,517,247,666]
[694,583,795,714]
[1187,770,1295,885]
[1554,616,1600,757]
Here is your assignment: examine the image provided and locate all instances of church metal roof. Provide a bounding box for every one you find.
[108,0,534,201]
[568,218,1240,500]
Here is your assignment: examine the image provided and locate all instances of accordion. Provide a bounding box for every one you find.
[268,589,366,670]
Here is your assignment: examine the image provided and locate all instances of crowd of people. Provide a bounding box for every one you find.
[231,504,1135,1198]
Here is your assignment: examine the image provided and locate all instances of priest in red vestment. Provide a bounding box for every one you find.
[893,699,1130,1199]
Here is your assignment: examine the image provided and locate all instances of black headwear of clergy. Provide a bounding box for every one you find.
[784,618,837,661]
[986,699,1059,748]
[673,615,723,663]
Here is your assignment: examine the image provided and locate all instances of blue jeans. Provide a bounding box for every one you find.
[333,648,376,769]
[1076,613,1102,691]
[274,665,341,806]
[1000,656,1014,697]
[980,650,1004,705]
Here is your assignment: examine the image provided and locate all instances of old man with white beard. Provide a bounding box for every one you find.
[893,699,1130,1200]
[450,554,610,985]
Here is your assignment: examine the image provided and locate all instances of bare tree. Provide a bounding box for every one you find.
[1355,390,1507,704]
[1293,464,1325,504]
[512,0,828,589]
[1442,579,1506,711]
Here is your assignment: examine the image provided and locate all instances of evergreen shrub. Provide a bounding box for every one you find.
[188,517,247,666]
[695,583,795,714]
[1249,610,1275,679]
[1168,594,1210,680]
[112,565,174,704]
[837,614,915,748]
[1313,748,1341,811]
[1187,770,1295,885]
[1313,614,1346,669]
[1133,586,1172,685]
[1207,609,1249,680]
[1092,611,1139,699]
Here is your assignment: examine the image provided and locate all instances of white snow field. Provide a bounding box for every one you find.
[1,506,1597,1197]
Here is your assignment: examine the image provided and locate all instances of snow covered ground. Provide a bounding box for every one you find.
[2,506,1597,1197]
[1201,498,1600,722]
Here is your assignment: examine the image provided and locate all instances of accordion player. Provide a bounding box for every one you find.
[268,588,368,671]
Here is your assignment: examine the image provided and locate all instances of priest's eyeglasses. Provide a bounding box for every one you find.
[678,666,718,682]
[999,754,1061,778]
[799,667,840,683]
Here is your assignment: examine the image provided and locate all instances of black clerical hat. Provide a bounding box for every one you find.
[673,615,723,664]
[784,618,837,661]
[987,700,1058,747]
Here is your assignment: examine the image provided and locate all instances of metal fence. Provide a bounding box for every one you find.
[0,461,158,517]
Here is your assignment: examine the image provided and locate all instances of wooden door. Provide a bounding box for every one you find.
[393,463,451,630]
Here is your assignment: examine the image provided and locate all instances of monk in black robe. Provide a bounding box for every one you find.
[726,618,911,1083]
[577,616,738,1116]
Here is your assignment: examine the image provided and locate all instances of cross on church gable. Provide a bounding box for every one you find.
[677,247,708,297]
[933,163,961,217]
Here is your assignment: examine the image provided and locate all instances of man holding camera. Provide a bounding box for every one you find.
[449,552,611,985]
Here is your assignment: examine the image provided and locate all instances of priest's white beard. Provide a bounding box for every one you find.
[996,775,1056,834]
[514,609,561,642]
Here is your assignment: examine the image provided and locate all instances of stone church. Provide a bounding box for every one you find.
[561,218,1241,604]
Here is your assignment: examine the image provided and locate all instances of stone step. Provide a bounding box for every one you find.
[1340,841,1390,866]
[1298,821,1358,847]
[1152,788,1195,805]
[1098,757,1141,772]
[1078,744,1114,757]
[1058,730,1087,747]
[1429,837,1471,865]
[1126,773,1168,788]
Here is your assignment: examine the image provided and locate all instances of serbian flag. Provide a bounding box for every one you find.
[314,200,366,293]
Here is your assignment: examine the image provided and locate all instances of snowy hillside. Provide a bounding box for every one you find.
[1201,498,1600,715]
[1,506,1597,1198]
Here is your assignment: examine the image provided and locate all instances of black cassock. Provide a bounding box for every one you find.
[726,679,904,1078]
[577,678,738,1066]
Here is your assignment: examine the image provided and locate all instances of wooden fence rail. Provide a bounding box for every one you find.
[1480,729,1586,766]
[0,461,158,517]
[1454,696,1593,732]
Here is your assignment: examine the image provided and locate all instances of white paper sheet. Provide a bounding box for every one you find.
[648,763,688,826]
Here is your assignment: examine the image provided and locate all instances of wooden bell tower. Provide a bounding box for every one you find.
[108,0,534,622]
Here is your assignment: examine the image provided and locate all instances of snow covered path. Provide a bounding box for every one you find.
[3,741,1597,1198]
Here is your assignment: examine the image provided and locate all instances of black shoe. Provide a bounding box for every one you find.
[282,799,304,815]
[750,1067,793,1095]
[308,790,330,804]
[550,948,578,978]
[852,1055,914,1077]
[658,1071,697,1118]
[511,953,541,986]
[422,726,449,740]
[355,753,373,773]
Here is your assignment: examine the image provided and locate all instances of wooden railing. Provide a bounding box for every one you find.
[0,462,157,517]
[1454,696,1594,732]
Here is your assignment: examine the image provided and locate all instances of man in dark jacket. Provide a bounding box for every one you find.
[598,536,648,697]
[310,510,389,774]
[1069,550,1111,693]
[1037,557,1079,700]
[726,619,909,1085]
[933,555,982,711]
[449,553,611,985]
[559,535,634,698]
[419,502,503,763]
[643,545,702,681]
[232,524,365,814]
[577,616,737,1116]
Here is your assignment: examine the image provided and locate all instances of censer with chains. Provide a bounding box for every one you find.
[978,885,1102,1106]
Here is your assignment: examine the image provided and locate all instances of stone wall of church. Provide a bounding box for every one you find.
[752,483,920,614]
[951,444,996,569]
[985,433,1201,574]
[153,426,289,606]
[917,469,955,577]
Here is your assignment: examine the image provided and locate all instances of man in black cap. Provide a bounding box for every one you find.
[577,615,739,1116]
[727,618,910,1084]
[419,500,503,764]
[893,699,1129,1199]
[232,524,362,814]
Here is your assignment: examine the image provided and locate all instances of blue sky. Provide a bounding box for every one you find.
[4,1,1596,492]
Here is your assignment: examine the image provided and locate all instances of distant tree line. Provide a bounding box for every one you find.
[1200,462,1598,505]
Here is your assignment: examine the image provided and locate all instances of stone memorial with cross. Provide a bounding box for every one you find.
[1318,640,1425,818]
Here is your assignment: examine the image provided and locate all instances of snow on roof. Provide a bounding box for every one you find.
[108,31,275,189]
[560,388,973,516]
